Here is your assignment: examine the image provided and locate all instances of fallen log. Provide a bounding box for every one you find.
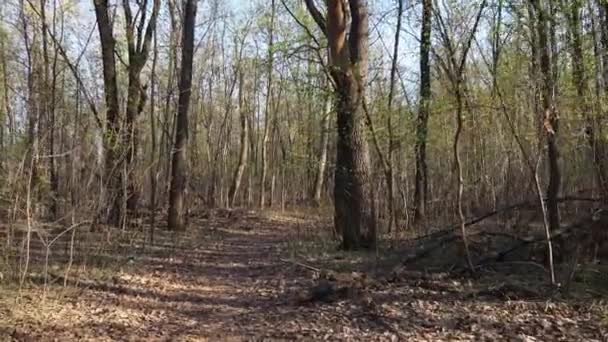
[473,214,596,268]
[409,196,602,243]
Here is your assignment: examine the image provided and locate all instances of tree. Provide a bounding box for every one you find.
[532,0,560,233]
[312,95,331,206]
[434,0,487,271]
[168,0,197,231]
[38,0,59,219]
[122,0,161,211]
[93,0,160,226]
[601,0,608,94]
[375,0,403,233]
[564,0,607,201]
[260,0,277,209]
[229,69,248,207]
[414,0,432,224]
[93,0,122,226]
[305,0,376,249]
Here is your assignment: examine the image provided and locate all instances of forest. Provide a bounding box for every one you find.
[0,0,607,340]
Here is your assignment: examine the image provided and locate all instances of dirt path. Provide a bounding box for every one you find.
[2,210,607,341]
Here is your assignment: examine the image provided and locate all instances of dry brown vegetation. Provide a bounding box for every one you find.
[2,0,608,339]
[1,209,607,341]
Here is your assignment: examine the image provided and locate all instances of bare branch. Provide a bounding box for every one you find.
[303,0,327,36]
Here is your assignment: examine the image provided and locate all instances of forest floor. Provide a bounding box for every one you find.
[1,209,607,341]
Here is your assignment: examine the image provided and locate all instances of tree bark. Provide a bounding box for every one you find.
[434,0,487,271]
[260,0,276,209]
[122,0,161,211]
[149,23,158,243]
[326,0,376,249]
[93,0,122,226]
[596,0,608,200]
[600,0,608,92]
[0,35,3,168]
[39,0,59,219]
[229,70,248,207]
[385,0,403,233]
[312,96,331,206]
[565,0,608,201]
[414,0,432,224]
[533,0,561,232]
[168,0,196,231]
[21,0,39,215]
[0,30,11,152]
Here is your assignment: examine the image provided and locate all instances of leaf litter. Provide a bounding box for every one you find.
[0,209,606,341]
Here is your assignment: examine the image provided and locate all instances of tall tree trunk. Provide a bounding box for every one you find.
[312,96,331,205]
[93,0,122,226]
[600,0,608,92]
[596,0,608,201]
[149,25,158,242]
[534,0,561,232]
[260,0,276,208]
[122,0,161,212]
[313,0,376,249]
[21,0,39,212]
[168,0,196,231]
[0,43,3,168]
[124,66,143,210]
[527,1,543,150]
[1,30,12,150]
[49,10,59,220]
[565,0,608,200]
[41,0,59,220]
[414,0,432,224]
[229,70,248,207]
[386,0,403,232]
[161,0,179,202]
[39,0,55,218]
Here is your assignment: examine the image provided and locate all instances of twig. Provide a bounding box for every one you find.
[48,221,92,248]
[280,258,321,273]
[534,153,556,285]
[476,261,548,273]
[409,196,603,243]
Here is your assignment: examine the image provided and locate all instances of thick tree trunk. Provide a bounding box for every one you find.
[93,0,122,226]
[414,0,432,224]
[301,0,378,249]
[124,67,143,210]
[168,0,196,231]
[329,0,376,249]
[333,75,376,249]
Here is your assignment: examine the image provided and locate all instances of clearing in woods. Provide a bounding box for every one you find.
[1,210,607,341]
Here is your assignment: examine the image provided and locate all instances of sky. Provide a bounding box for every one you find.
[0,0,427,123]
[2,0,498,109]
